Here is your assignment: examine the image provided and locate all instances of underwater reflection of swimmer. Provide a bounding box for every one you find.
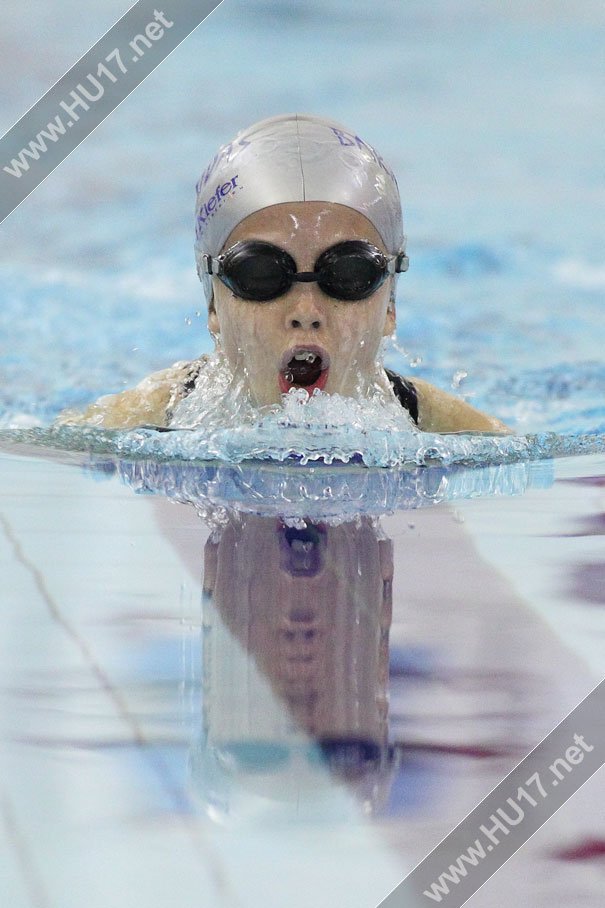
[194,514,397,820]
[184,508,548,824]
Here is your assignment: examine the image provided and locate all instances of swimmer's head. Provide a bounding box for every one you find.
[194,114,406,306]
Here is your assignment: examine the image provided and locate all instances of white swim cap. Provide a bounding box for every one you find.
[194,113,405,302]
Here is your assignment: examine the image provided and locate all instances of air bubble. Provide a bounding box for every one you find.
[452,370,468,389]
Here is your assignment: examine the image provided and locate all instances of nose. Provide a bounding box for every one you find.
[284,284,325,331]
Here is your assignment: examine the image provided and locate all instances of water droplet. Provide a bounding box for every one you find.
[452,370,468,389]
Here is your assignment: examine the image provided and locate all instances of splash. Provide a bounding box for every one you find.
[1,349,604,468]
[2,417,605,472]
[140,347,425,465]
[112,458,553,526]
[168,349,258,430]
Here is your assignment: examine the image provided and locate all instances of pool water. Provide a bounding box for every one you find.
[1,1,605,441]
[1,1,605,906]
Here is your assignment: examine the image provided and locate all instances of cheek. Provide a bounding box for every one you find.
[220,304,278,368]
[336,308,385,360]
[216,299,255,355]
[249,311,271,344]
[219,318,242,360]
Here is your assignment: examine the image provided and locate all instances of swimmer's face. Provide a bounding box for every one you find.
[208,202,396,407]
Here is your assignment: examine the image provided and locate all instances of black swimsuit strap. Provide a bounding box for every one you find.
[384,368,419,425]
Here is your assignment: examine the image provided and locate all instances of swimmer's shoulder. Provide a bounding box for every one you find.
[56,357,209,429]
[387,371,511,434]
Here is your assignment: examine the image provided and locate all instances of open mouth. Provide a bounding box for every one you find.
[278,346,330,395]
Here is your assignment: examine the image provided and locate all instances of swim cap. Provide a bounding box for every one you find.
[194,114,405,301]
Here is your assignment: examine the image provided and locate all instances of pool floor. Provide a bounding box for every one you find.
[1,446,604,907]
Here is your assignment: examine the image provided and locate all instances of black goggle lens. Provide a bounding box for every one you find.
[217,240,390,302]
[314,242,387,300]
[219,241,296,301]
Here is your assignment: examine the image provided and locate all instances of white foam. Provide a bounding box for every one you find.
[167,349,417,465]
[3,344,603,469]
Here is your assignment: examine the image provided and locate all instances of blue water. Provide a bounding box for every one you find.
[1,0,604,454]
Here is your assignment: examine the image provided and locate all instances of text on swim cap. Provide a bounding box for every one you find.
[196,139,250,193]
[330,128,397,183]
[195,174,239,240]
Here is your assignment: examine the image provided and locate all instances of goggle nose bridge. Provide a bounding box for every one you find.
[292,271,321,283]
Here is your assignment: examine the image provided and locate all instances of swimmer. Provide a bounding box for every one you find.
[58,114,510,433]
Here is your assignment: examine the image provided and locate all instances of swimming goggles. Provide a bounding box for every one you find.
[201,240,409,302]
